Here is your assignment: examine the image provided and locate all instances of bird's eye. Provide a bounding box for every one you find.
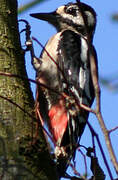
[66,7,77,16]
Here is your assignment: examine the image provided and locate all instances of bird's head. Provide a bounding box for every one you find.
[30,2,96,40]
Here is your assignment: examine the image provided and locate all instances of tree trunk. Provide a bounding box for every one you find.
[0,0,58,179]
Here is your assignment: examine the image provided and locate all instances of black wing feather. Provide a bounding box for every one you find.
[57,29,97,141]
[56,30,98,175]
[57,30,96,105]
[57,30,82,89]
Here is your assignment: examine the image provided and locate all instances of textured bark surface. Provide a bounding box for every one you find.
[0,0,58,179]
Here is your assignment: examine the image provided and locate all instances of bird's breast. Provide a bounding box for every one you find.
[39,32,62,89]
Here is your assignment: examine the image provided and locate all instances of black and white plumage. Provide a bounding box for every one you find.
[30,2,97,176]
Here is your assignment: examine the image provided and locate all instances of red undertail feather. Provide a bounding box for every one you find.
[48,99,68,144]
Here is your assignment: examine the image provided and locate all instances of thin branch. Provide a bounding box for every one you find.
[0,71,95,117]
[95,112,118,174]
[87,121,113,179]
[0,71,60,96]
[18,0,46,14]
[79,103,95,113]
[78,148,87,176]
[70,163,80,177]
[109,126,118,134]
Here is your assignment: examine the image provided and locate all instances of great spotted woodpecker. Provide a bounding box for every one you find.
[30,2,98,176]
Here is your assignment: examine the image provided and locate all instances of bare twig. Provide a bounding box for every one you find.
[87,121,113,179]
[18,0,45,14]
[0,71,60,96]
[0,71,94,118]
[78,148,87,176]
[109,126,118,134]
[69,163,88,180]
[79,103,95,113]
[95,112,118,174]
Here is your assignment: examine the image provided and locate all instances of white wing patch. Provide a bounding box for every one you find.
[80,38,88,63]
[79,67,91,106]
[79,67,86,90]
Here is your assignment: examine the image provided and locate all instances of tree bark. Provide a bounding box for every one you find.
[0,0,58,179]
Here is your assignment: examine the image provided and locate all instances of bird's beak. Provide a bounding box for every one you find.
[30,11,58,26]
